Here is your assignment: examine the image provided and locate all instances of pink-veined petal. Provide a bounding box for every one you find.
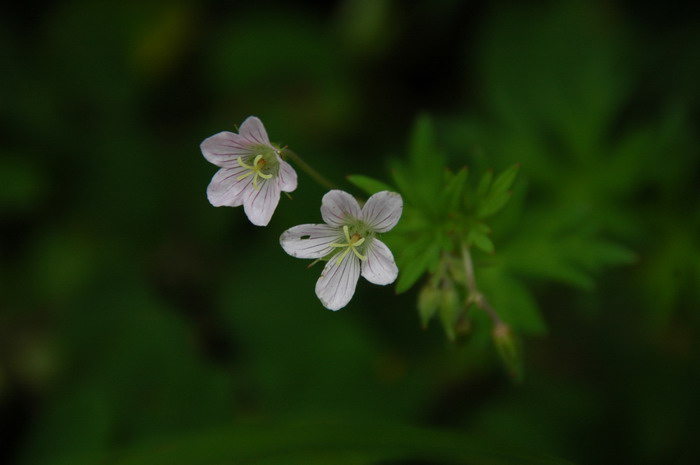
[321,190,361,227]
[361,191,403,232]
[361,238,398,285]
[277,157,298,193]
[243,179,281,226]
[206,166,254,207]
[239,116,271,146]
[201,131,255,168]
[315,252,361,311]
[280,224,342,259]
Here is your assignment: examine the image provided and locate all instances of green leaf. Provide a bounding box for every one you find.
[491,163,520,196]
[478,191,512,218]
[477,164,519,218]
[478,268,547,335]
[346,175,392,195]
[476,169,493,199]
[441,167,468,212]
[469,230,495,253]
[395,238,442,293]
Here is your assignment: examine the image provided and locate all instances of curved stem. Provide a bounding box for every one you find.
[282,149,338,191]
[461,243,502,325]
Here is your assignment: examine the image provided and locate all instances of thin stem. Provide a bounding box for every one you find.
[461,243,502,325]
[282,149,338,191]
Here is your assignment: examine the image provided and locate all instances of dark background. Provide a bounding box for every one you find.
[1,1,699,464]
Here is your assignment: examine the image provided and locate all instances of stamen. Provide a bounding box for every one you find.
[237,157,254,170]
[237,154,274,190]
[351,248,367,261]
[328,226,368,263]
[336,247,352,266]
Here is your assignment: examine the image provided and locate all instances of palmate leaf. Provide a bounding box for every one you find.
[394,234,442,294]
[55,419,575,465]
[502,211,637,290]
[477,164,520,219]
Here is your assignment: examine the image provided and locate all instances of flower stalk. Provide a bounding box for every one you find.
[461,243,502,326]
[282,148,338,191]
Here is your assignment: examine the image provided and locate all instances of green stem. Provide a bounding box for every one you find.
[461,243,502,325]
[282,149,338,191]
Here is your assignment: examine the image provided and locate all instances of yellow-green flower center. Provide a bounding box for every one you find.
[236,154,273,189]
[330,225,368,265]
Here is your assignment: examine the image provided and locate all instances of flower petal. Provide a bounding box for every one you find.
[361,191,403,232]
[280,224,342,259]
[206,166,254,207]
[320,190,361,227]
[361,238,398,285]
[243,179,281,226]
[201,131,255,168]
[315,252,361,311]
[276,157,298,193]
[239,116,271,146]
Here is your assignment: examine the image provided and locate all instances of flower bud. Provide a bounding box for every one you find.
[492,322,523,382]
[418,283,440,329]
[439,284,459,341]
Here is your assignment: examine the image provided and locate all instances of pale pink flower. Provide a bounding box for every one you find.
[280,190,403,310]
[200,116,297,226]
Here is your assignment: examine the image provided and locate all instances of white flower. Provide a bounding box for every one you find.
[280,190,403,311]
[200,116,297,226]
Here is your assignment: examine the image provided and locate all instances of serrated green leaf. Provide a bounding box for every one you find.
[478,191,512,218]
[395,239,442,293]
[469,230,495,253]
[476,170,493,199]
[491,163,521,195]
[346,175,392,196]
[441,167,468,212]
[478,268,547,335]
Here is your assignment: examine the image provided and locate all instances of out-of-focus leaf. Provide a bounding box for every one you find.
[89,420,576,465]
[478,267,546,335]
[469,230,495,254]
[395,237,442,294]
[441,167,468,213]
[346,174,393,196]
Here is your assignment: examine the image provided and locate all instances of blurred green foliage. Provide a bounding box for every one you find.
[1,1,699,464]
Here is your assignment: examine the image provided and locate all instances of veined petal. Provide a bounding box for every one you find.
[243,178,281,226]
[206,166,254,207]
[321,190,361,227]
[201,131,255,167]
[280,224,342,259]
[361,191,403,233]
[277,157,298,193]
[315,252,361,311]
[361,238,398,285]
[239,116,271,146]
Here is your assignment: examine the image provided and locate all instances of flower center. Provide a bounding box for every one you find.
[329,225,368,265]
[236,154,273,189]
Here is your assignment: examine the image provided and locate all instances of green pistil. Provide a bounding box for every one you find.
[236,154,273,189]
[330,225,367,265]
